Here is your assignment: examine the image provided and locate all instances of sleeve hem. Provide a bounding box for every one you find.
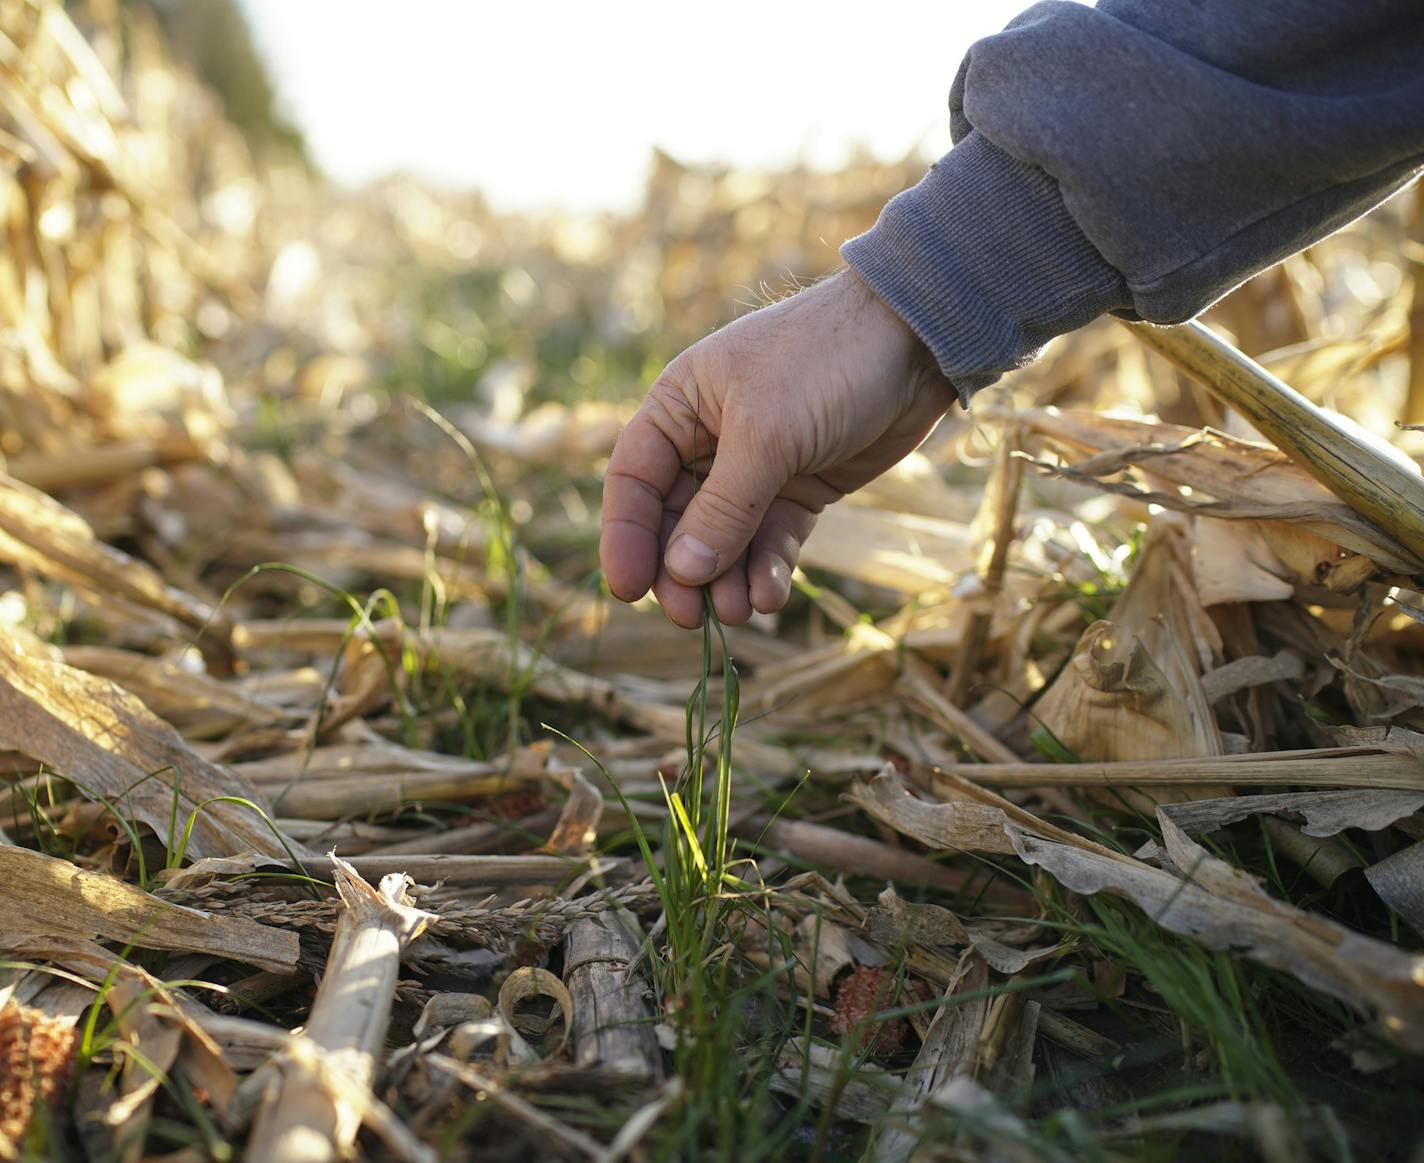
[842,132,1129,404]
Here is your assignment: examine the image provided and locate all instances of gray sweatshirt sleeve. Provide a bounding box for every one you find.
[842,0,1424,403]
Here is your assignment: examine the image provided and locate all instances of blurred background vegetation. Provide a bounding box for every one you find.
[113,0,308,158]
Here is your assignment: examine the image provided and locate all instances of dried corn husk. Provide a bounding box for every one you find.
[1034,620,1201,763]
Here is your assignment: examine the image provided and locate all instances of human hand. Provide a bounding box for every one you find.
[600,269,956,628]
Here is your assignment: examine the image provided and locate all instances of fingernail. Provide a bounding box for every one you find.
[666,534,718,583]
[767,558,792,602]
[753,556,792,613]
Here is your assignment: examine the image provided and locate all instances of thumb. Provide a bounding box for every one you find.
[664,442,787,586]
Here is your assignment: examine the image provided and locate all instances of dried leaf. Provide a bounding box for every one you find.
[411,993,494,1040]
[0,473,232,666]
[867,954,989,1163]
[498,967,572,1058]
[0,845,298,972]
[0,631,303,859]
[844,770,1017,857]
[801,503,971,593]
[1034,620,1203,762]
[866,886,970,949]
[1124,320,1424,569]
[769,1038,899,1123]
[1329,657,1424,717]
[1192,518,1296,604]
[1020,409,1420,573]
[853,770,1424,1049]
[100,973,234,1162]
[1161,790,1424,838]
[61,645,293,738]
[1365,842,1424,935]
[1011,818,1424,1048]
[1200,651,1306,703]
[544,769,603,858]
[919,746,1424,791]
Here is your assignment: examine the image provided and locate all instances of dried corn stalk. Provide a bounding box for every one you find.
[245,858,434,1163]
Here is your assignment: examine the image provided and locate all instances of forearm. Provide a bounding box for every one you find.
[845,0,1424,402]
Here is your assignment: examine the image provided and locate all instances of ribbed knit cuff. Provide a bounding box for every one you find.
[842,131,1130,405]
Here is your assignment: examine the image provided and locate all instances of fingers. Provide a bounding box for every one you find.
[654,506,753,628]
[748,496,819,614]
[663,438,790,588]
[600,350,819,624]
[643,502,695,628]
[599,395,692,602]
[652,567,706,629]
[652,481,821,626]
[654,556,755,629]
[709,559,753,625]
[655,496,815,627]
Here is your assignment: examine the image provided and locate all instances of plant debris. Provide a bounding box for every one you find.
[1,2,1424,1160]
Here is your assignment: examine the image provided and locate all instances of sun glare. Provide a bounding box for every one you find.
[238,0,1037,211]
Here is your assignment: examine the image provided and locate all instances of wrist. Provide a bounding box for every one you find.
[837,267,952,396]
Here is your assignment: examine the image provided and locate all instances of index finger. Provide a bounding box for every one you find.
[600,401,686,602]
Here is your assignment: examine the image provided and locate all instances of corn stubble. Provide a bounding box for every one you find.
[1,1,1424,1160]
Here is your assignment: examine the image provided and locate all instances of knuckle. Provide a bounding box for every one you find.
[642,388,685,432]
[648,352,698,404]
[761,425,800,469]
[693,485,760,537]
[758,525,802,565]
[604,464,661,503]
[643,382,704,446]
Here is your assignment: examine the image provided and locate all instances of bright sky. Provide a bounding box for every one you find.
[238,1,1037,213]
